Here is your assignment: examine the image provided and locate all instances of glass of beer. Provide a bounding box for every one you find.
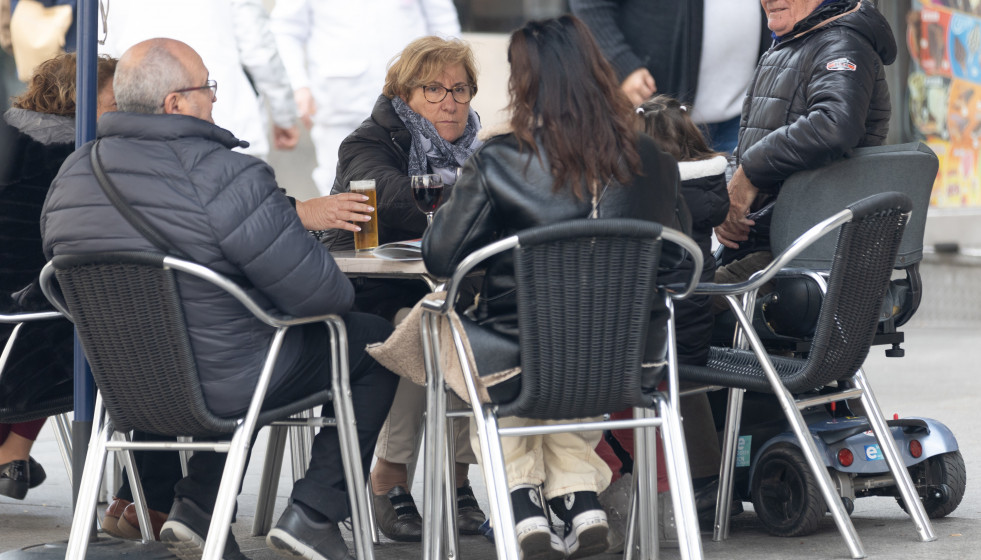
[350,180,379,251]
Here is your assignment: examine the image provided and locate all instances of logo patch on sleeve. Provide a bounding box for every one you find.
[826,57,857,71]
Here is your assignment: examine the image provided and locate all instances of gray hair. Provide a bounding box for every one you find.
[113,43,193,114]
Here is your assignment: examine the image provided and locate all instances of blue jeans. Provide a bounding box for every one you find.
[700,115,741,155]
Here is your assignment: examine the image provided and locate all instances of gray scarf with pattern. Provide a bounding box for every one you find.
[391,96,482,184]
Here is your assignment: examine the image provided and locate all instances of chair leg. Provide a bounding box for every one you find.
[326,322,375,560]
[201,428,251,560]
[655,396,703,560]
[113,432,155,542]
[729,300,866,559]
[366,479,380,544]
[53,411,73,484]
[632,407,658,560]
[289,410,315,481]
[478,408,520,560]
[421,310,447,560]
[443,413,460,559]
[623,475,639,560]
[252,425,288,536]
[852,369,937,543]
[177,436,191,477]
[713,387,746,542]
[66,398,110,560]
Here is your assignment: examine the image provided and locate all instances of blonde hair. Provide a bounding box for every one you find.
[383,36,478,101]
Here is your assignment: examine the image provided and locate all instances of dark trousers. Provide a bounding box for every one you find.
[169,312,398,522]
[115,431,183,512]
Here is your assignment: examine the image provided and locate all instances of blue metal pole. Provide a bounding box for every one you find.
[73,0,97,511]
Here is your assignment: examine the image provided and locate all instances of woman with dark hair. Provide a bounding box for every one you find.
[0,52,117,500]
[423,15,688,560]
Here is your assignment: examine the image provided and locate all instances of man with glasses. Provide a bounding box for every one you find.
[41,38,399,560]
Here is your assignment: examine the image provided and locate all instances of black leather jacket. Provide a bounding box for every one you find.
[737,0,897,197]
[423,131,688,331]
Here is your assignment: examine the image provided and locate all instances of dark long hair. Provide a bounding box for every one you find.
[507,15,641,199]
[636,95,720,163]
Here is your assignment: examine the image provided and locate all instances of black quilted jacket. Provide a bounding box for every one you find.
[321,94,431,251]
[41,112,354,416]
[736,0,897,199]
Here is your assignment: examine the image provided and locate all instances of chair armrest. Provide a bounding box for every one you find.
[660,227,703,301]
[668,207,856,298]
[0,311,62,323]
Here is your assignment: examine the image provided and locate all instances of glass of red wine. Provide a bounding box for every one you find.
[411,174,444,226]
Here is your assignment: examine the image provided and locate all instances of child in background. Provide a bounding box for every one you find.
[596,94,731,550]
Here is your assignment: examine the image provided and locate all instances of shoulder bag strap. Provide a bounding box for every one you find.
[89,139,189,259]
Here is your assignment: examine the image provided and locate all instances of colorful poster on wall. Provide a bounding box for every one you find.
[911,1,981,207]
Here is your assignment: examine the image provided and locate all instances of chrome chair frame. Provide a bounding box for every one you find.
[684,193,935,559]
[40,254,373,560]
[420,220,706,560]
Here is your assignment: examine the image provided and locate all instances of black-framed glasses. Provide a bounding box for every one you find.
[172,79,218,99]
[420,83,476,104]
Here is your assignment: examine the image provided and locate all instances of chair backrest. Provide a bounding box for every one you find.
[786,192,912,391]
[45,251,239,437]
[770,142,937,270]
[496,219,667,419]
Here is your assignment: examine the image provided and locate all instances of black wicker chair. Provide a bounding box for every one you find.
[419,219,705,560]
[0,309,74,488]
[39,251,373,560]
[680,192,936,558]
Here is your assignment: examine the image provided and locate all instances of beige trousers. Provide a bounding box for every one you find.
[374,376,477,465]
[471,416,612,501]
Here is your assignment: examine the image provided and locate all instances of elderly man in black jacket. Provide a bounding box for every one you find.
[715,0,897,272]
[41,38,398,560]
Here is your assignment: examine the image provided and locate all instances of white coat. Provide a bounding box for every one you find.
[98,0,296,160]
[270,0,460,194]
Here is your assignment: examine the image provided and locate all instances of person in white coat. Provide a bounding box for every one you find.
[271,0,461,196]
[98,0,299,160]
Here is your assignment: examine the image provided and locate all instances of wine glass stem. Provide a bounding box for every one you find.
[426,212,434,226]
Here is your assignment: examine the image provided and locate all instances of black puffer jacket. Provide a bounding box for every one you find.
[736,0,897,198]
[321,94,433,251]
[41,112,354,417]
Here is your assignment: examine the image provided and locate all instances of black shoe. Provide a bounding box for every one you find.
[0,459,29,500]
[456,482,487,535]
[267,502,354,560]
[548,491,608,559]
[693,479,744,528]
[28,456,46,489]
[158,498,247,560]
[511,485,565,560]
[372,486,422,542]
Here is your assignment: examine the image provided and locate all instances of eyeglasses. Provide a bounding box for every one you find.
[172,79,218,99]
[420,83,476,104]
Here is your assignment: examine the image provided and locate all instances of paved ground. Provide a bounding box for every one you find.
[1,325,979,560]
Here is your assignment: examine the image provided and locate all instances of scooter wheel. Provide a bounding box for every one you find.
[751,443,825,537]
[897,450,966,518]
